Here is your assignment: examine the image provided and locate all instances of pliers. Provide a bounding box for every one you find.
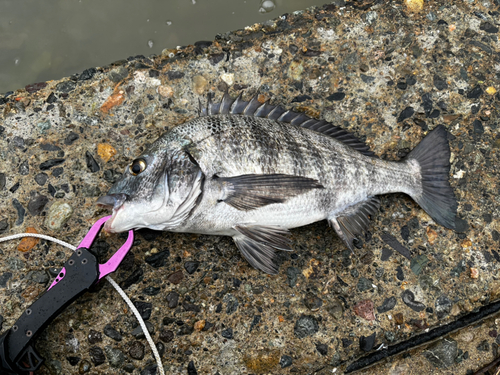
[0,216,133,374]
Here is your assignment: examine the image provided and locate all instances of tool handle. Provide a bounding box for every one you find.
[0,247,99,374]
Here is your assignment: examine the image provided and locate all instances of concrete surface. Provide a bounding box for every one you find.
[0,1,499,374]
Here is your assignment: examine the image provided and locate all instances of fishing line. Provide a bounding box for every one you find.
[0,232,165,375]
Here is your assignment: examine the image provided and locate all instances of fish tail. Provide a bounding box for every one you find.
[404,125,457,230]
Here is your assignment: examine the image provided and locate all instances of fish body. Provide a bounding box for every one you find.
[98,93,457,274]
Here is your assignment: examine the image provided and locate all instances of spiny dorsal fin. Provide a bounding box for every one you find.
[199,91,376,157]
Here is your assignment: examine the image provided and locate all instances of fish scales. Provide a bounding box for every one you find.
[167,115,413,228]
[97,93,458,274]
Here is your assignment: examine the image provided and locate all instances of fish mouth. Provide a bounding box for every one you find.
[96,193,128,209]
[96,193,129,232]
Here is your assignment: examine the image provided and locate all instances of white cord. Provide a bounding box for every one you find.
[0,233,77,251]
[0,233,165,375]
[105,276,164,374]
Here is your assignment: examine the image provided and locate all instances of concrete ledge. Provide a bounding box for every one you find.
[1,1,499,374]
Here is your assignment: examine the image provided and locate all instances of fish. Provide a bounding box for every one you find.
[97,92,458,274]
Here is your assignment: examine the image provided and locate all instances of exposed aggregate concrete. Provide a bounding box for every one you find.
[1,1,500,374]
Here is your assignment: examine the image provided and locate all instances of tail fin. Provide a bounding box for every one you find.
[405,125,457,230]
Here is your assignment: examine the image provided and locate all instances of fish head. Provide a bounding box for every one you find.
[97,145,203,233]
[97,149,170,232]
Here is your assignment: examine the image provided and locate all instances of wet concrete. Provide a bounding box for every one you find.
[0,1,499,374]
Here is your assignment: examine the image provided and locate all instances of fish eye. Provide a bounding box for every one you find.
[129,158,147,176]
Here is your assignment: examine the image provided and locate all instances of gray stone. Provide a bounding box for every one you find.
[223,293,239,314]
[142,364,158,375]
[109,66,129,82]
[280,355,293,368]
[0,219,8,234]
[159,329,174,343]
[287,266,301,287]
[450,260,466,277]
[129,341,145,360]
[294,315,319,338]
[426,12,437,21]
[34,172,48,186]
[184,260,199,274]
[304,292,323,311]
[19,160,29,175]
[0,272,12,287]
[103,324,123,341]
[123,363,135,373]
[37,120,51,134]
[46,359,63,375]
[340,52,358,71]
[78,359,91,373]
[166,291,179,308]
[11,136,25,148]
[104,346,125,368]
[435,295,452,319]
[133,301,152,320]
[89,346,105,366]
[375,267,385,278]
[81,184,101,197]
[377,296,397,313]
[39,158,65,170]
[68,356,84,368]
[221,327,233,339]
[360,74,375,84]
[359,333,376,352]
[64,132,79,145]
[357,277,372,292]
[28,192,49,216]
[45,202,73,231]
[131,321,154,339]
[12,199,25,226]
[7,257,25,271]
[424,339,458,368]
[365,11,377,25]
[87,329,102,344]
[401,290,425,312]
[56,81,76,93]
[410,255,429,275]
[65,333,80,353]
[327,299,343,320]
[85,151,100,172]
[433,75,448,90]
[31,270,49,284]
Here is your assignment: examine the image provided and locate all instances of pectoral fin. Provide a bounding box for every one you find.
[216,173,324,211]
[232,225,292,274]
[329,197,380,251]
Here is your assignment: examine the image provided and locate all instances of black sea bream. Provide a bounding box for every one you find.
[97,93,458,274]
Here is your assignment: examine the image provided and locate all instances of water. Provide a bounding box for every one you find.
[0,0,325,94]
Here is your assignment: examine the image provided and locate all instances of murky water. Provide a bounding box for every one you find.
[0,0,324,94]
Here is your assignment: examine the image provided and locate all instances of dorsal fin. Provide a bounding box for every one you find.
[199,92,376,157]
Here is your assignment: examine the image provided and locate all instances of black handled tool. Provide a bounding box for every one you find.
[0,216,133,374]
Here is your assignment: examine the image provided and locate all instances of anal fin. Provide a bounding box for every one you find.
[232,225,292,274]
[329,197,380,251]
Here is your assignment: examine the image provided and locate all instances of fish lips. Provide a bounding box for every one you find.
[96,193,128,210]
[96,193,129,232]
